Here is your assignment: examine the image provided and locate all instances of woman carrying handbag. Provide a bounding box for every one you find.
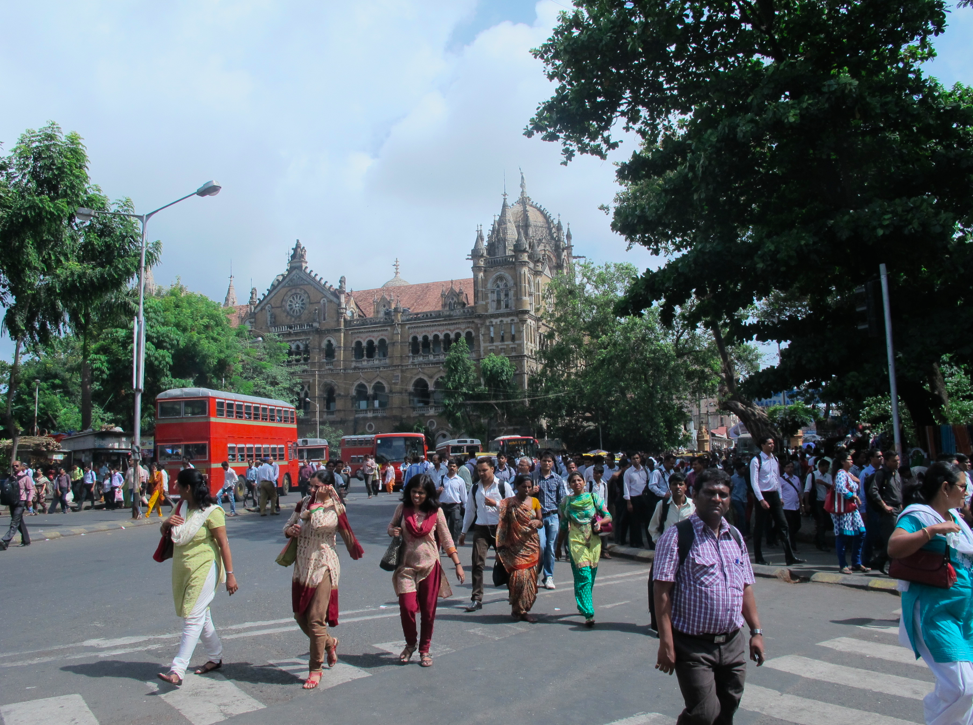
[829,452,868,574]
[387,474,464,668]
[889,461,973,725]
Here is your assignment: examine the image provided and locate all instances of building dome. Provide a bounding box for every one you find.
[382,258,409,288]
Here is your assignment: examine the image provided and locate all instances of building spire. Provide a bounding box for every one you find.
[223,273,238,307]
[519,168,527,199]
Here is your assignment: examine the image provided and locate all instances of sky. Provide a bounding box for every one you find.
[1,0,971,364]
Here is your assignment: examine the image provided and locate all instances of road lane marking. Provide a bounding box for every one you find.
[468,623,530,640]
[857,625,899,634]
[817,637,923,667]
[0,694,98,725]
[149,674,264,725]
[268,659,370,690]
[741,684,919,725]
[766,655,931,700]
[601,601,631,609]
[602,714,674,725]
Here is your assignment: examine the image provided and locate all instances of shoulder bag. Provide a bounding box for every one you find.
[275,497,307,567]
[889,544,957,589]
[152,501,181,563]
[380,508,405,572]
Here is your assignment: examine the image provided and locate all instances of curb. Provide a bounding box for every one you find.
[608,545,900,596]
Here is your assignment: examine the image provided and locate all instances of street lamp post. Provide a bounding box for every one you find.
[33,379,40,436]
[76,181,221,518]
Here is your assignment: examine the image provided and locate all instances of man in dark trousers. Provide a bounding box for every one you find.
[1,461,33,550]
[749,436,804,566]
[867,450,902,573]
[653,468,765,724]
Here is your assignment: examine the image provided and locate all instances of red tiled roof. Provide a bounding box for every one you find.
[349,278,473,315]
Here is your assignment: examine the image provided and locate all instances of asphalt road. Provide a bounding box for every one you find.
[0,488,929,725]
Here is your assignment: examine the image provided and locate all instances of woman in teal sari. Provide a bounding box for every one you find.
[556,471,611,627]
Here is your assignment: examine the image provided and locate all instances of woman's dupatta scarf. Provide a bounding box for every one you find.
[496,497,540,572]
[403,506,438,539]
[564,492,597,542]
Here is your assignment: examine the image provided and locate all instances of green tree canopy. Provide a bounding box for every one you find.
[528,0,973,440]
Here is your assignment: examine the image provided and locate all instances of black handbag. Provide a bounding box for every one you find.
[380,509,405,572]
[492,552,510,587]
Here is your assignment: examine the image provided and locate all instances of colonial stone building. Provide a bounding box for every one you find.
[227,175,574,442]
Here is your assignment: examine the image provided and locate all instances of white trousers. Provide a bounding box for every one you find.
[904,599,973,725]
[170,563,223,678]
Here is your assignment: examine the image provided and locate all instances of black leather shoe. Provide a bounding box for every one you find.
[0,541,8,551]
[755,558,770,566]
[465,600,482,612]
[786,557,806,565]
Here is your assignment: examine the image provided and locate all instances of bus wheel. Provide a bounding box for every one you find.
[282,473,291,494]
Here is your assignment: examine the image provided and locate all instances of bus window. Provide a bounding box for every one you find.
[225,401,234,418]
[184,400,207,417]
[236,403,244,419]
[270,446,278,461]
[216,400,225,417]
[158,444,184,462]
[246,444,254,460]
[158,402,182,418]
[260,406,269,421]
[275,408,282,423]
[263,445,271,458]
[227,444,236,462]
[277,445,285,460]
[185,443,207,460]
[244,404,253,420]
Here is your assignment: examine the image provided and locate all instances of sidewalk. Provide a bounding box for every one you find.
[610,526,900,596]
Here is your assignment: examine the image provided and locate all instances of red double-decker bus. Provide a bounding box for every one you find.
[340,432,426,490]
[154,388,299,496]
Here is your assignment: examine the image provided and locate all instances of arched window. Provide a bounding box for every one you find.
[377,338,388,358]
[303,343,310,362]
[365,340,376,359]
[411,336,420,356]
[411,379,431,407]
[325,386,336,411]
[465,331,475,350]
[492,277,511,310]
[354,383,368,410]
[433,378,446,405]
[500,325,505,343]
[432,334,441,354]
[373,382,388,409]
[354,341,364,360]
[324,340,335,361]
[421,335,431,355]
[443,333,452,352]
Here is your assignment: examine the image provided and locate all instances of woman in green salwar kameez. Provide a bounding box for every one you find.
[556,471,611,627]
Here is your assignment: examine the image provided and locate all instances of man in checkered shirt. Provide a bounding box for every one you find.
[652,468,766,725]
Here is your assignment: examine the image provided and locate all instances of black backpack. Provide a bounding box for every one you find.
[0,476,22,507]
[647,518,745,631]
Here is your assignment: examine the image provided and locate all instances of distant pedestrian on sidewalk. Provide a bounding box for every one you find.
[388,474,464,667]
[866,450,901,573]
[256,457,278,516]
[830,452,869,574]
[48,467,71,514]
[889,462,973,725]
[75,463,98,511]
[157,469,239,686]
[32,469,49,515]
[217,462,239,516]
[146,463,166,518]
[653,468,764,725]
[1,461,33,550]
[437,457,467,543]
[750,437,803,566]
[283,471,364,689]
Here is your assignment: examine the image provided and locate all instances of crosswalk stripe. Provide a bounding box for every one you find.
[0,694,98,725]
[858,625,899,634]
[817,637,922,667]
[153,673,264,725]
[602,713,675,725]
[766,655,931,701]
[468,623,530,640]
[371,641,453,657]
[741,684,919,725]
[267,659,371,690]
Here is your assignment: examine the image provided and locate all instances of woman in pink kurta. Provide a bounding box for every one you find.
[388,473,465,667]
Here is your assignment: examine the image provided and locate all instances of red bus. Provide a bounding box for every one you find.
[155,388,299,496]
[340,432,427,489]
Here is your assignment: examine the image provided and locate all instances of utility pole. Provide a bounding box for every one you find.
[879,263,902,460]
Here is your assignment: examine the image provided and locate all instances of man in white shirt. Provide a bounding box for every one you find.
[218,461,239,516]
[76,463,99,511]
[458,457,514,611]
[779,460,803,554]
[749,437,802,566]
[428,454,448,487]
[623,452,650,548]
[647,472,695,542]
[803,457,833,551]
[256,457,278,516]
[438,458,468,542]
[271,459,282,512]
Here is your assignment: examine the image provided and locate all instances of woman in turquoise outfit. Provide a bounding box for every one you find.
[889,461,973,725]
[555,471,611,627]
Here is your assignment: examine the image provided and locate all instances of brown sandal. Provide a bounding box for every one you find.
[399,645,416,663]
[303,671,322,690]
[325,638,339,668]
[194,660,222,675]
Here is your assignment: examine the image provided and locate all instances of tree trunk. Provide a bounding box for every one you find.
[898,377,938,445]
[5,338,22,463]
[926,361,949,424]
[710,323,780,444]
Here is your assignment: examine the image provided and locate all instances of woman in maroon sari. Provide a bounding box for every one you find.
[388,474,465,668]
[283,471,363,689]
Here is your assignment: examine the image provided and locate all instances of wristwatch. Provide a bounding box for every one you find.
[750,628,763,636]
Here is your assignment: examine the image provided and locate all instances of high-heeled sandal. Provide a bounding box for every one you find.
[419,653,433,667]
[399,645,416,663]
[325,638,339,668]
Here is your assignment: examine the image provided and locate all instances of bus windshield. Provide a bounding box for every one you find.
[494,438,538,461]
[300,447,328,460]
[375,436,424,463]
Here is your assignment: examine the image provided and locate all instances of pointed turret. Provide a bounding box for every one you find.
[223,275,238,307]
[514,220,527,253]
[472,226,485,257]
